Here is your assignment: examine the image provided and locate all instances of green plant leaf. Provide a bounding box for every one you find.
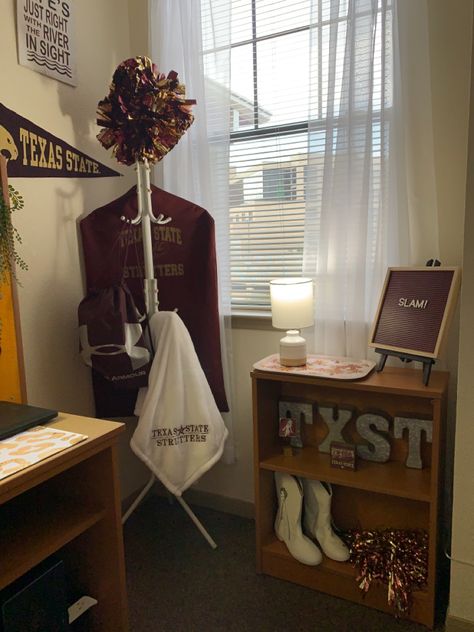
[0,185,28,286]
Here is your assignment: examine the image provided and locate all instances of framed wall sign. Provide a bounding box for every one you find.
[369,267,461,359]
[16,0,76,86]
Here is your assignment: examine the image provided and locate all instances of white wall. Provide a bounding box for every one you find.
[425,3,474,623]
[427,4,473,585]
[129,0,151,59]
[450,145,474,622]
[428,0,472,389]
[0,0,135,414]
[192,326,281,505]
[450,6,474,624]
[0,0,152,497]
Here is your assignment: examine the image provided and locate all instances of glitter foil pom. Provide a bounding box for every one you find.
[97,56,196,166]
[345,529,429,616]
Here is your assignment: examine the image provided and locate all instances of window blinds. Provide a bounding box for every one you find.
[201,0,391,314]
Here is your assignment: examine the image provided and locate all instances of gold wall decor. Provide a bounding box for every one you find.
[0,156,26,403]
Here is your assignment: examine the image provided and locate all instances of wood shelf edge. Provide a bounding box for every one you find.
[261,542,432,627]
[262,538,430,597]
[0,422,124,504]
[251,366,449,398]
[0,503,106,591]
[259,452,432,503]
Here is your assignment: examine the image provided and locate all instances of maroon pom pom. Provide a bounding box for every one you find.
[97,56,196,166]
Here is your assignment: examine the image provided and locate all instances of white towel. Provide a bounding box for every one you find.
[131,311,228,496]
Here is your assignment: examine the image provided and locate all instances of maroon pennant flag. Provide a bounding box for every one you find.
[0,102,121,178]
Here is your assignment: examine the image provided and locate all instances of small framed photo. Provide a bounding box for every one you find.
[369,267,461,359]
[279,417,297,437]
[330,442,356,471]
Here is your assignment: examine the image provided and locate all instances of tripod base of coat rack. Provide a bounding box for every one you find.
[122,473,217,549]
[121,475,217,549]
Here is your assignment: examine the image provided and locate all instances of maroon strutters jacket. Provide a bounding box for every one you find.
[80,185,229,417]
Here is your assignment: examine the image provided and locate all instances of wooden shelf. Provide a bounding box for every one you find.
[252,366,449,399]
[0,414,128,631]
[264,536,431,595]
[260,447,432,502]
[261,537,430,616]
[252,366,448,628]
[263,537,356,578]
[0,498,105,590]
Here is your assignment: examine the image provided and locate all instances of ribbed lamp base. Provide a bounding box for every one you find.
[279,330,307,367]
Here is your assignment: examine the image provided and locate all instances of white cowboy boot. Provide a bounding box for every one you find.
[301,478,350,562]
[274,472,322,566]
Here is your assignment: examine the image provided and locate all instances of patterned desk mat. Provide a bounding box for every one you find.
[0,426,87,481]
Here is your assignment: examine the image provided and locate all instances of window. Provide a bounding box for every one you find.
[201,0,391,314]
[262,167,297,201]
[230,179,244,206]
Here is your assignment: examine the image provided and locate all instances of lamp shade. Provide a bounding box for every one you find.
[270,278,314,330]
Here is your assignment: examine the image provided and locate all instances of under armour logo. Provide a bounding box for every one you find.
[79,323,150,371]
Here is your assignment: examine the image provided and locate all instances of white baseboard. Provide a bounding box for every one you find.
[122,482,255,520]
[446,615,474,632]
[180,488,255,520]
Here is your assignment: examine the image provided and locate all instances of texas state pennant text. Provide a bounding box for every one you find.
[0,102,121,178]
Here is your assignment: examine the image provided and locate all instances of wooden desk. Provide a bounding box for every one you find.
[0,413,129,631]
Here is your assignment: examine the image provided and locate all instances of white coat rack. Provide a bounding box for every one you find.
[121,159,217,550]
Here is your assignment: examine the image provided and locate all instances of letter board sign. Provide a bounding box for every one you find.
[369,267,461,358]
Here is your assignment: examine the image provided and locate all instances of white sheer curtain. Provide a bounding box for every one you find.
[149,0,235,463]
[394,0,440,265]
[149,0,439,379]
[303,0,439,359]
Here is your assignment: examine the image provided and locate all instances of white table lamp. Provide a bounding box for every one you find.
[270,278,314,366]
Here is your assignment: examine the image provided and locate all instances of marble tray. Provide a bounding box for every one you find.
[253,353,376,380]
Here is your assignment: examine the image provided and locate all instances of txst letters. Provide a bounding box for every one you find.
[278,397,432,468]
[356,413,391,463]
[314,404,432,469]
[318,407,353,454]
[278,400,313,449]
[394,417,433,469]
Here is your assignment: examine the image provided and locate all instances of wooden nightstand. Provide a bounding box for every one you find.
[251,366,449,628]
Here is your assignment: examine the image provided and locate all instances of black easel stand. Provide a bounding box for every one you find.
[375,348,436,386]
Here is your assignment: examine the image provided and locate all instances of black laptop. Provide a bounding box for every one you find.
[0,401,58,441]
